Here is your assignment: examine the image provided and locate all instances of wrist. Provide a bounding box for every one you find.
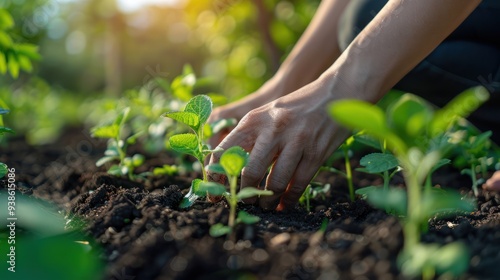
[318,50,386,104]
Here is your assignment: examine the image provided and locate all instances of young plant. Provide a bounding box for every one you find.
[329,87,488,278]
[0,107,14,178]
[456,130,495,196]
[195,146,273,237]
[91,107,148,180]
[163,94,236,208]
[299,182,331,212]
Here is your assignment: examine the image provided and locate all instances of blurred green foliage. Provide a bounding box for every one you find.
[0,8,40,78]
[0,0,321,144]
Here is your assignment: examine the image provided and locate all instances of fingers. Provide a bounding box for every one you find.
[239,133,279,204]
[258,145,302,210]
[483,170,500,192]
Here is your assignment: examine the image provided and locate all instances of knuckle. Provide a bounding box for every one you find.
[241,165,262,183]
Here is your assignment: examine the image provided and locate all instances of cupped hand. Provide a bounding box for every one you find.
[208,79,350,211]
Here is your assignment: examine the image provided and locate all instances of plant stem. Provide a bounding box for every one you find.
[470,163,479,196]
[228,175,238,228]
[402,163,421,251]
[344,149,355,201]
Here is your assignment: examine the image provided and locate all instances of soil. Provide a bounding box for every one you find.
[1,127,500,280]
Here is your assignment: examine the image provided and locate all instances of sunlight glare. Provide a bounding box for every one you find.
[116,0,180,12]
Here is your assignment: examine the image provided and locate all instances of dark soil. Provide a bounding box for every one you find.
[1,127,500,280]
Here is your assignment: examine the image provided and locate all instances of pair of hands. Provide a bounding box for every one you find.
[206,78,350,211]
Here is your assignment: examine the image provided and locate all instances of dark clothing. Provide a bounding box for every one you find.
[338,0,500,144]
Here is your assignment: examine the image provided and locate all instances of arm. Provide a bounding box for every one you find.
[328,0,482,102]
[209,0,349,120]
[211,0,482,211]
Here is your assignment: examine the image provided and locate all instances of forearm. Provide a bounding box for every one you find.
[221,0,349,115]
[323,0,482,102]
[273,0,350,94]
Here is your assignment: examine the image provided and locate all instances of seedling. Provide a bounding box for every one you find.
[299,182,330,212]
[163,94,236,208]
[195,146,273,237]
[329,87,488,278]
[0,107,14,178]
[455,130,495,196]
[91,107,148,180]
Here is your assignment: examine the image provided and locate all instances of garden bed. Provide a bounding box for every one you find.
[2,127,500,280]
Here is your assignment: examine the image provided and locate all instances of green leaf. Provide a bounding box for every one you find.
[14,44,41,60]
[357,186,407,216]
[206,163,226,175]
[17,54,32,72]
[236,187,273,200]
[0,52,6,74]
[0,31,13,48]
[236,210,260,225]
[184,95,212,126]
[107,165,125,176]
[91,125,119,139]
[0,162,7,178]
[433,242,470,276]
[386,94,433,143]
[95,156,118,167]
[431,87,489,135]
[132,154,144,167]
[168,134,199,157]
[359,153,399,173]
[421,189,475,219]
[196,182,227,196]
[153,165,178,176]
[163,111,199,130]
[329,100,406,153]
[179,179,202,209]
[126,131,144,145]
[220,146,248,176]
[7,52,19,78]
[398,242,469,277]
[0,9,14,29]
[0,126,14,134]
[114,107,130,127]
[209,223,232,237]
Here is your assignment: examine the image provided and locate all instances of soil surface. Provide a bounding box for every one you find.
[1,128,500,280]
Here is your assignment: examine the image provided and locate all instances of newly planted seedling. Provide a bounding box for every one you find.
[299,182,330,212]
[91,107,148,180]
[455,130,495,196]
[329,87,488,278]
[196,146,273,237]
[163,94,236,208]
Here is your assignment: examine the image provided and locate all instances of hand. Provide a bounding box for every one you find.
[483,170,500,192]
[207,77,287,149]
[208,77,351,211]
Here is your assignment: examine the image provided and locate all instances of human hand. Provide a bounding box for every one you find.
[483,170,500,192]
[208,78,351,211]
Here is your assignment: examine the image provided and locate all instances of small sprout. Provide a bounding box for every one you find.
[198,146,272,237]
[91,107,149,180]
[153,164,178,176]
[299,183,330,212]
